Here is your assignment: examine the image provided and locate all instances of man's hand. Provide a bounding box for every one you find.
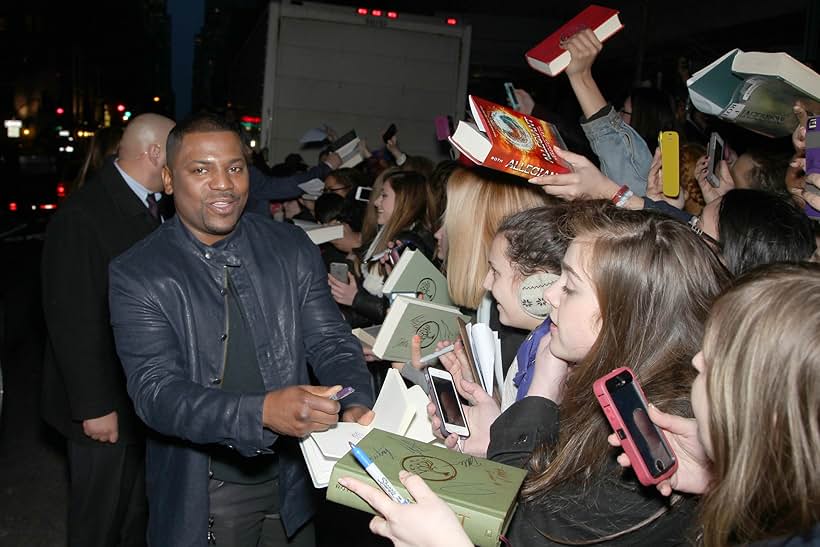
[83,411,119,444]
[263,385,341,437]
[325,152,343,169]
[342,405,375,425]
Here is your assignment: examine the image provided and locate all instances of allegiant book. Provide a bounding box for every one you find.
[449,95,572,179]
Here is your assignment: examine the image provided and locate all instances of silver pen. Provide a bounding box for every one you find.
[418,344,456,365]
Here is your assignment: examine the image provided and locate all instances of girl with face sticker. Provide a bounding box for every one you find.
[437,204,570,411]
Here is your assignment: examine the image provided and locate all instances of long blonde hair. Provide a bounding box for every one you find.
[700,262,820,547]
[523,205,730,503]
[444,167,551,309]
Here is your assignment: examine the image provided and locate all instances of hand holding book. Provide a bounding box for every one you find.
[338,471,473,547]
[529,147,640,206]
[562,28,603,78]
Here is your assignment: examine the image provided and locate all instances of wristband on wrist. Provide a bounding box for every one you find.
[616,189,634,208]
[610,185,630,205]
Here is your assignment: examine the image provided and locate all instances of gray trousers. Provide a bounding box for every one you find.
[208,478,315,547]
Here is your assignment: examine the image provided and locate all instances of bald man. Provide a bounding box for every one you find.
[42,113,175,547]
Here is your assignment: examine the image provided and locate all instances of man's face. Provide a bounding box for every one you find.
[163,131,249,246]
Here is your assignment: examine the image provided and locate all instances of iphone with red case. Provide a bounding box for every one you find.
[593,367,677,486]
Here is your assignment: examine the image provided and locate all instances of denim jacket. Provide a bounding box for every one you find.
[581,105,652,197]
[109,214,374,546]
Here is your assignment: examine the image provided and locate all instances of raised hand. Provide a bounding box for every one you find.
[563,28,603,77]
[529,148,623,202]
[646,147,685,209]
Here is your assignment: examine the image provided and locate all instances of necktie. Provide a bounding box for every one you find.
[146,194,159,220]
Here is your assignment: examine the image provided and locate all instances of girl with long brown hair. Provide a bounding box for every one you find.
[328,168,436,324]
[339,204,731,546]
[611,262,820,546]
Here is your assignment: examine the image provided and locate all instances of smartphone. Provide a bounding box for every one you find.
[355,186,373,202]
[426,367,470,438]
[806,116,820,179]
[706,132,725,188]
[382,123,397,144]
[658,131,680,197]
[593,367,677,486]
[387,240,416,266]
[503,82,519,110]
[330,262,349,283]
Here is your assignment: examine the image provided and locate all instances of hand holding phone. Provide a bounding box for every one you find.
[382,123,397,144]
[658,131,680,197]
[706,132,725,188]
[504,82,519,110]
[426,368,470,438]
[330,262,349,283]
[594,367,677,486]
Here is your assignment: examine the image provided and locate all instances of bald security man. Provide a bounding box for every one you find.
[42,113,175,547]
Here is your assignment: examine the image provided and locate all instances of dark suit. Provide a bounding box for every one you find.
[41,157,161,547]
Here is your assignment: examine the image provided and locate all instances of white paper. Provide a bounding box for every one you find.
[297,178,325,195]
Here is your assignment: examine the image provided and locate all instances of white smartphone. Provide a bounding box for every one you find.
[426,368,470,438]
[706,132,725,188]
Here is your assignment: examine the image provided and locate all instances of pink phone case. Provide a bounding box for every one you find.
[434,115,451,141]
[593,367,677,486]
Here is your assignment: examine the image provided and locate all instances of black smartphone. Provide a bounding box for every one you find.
[355,186,373,202]
[382,123,397,144]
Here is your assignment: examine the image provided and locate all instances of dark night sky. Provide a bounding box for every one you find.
[168,0,205,117]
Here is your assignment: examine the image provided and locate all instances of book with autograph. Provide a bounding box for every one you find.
[328,428,527,547]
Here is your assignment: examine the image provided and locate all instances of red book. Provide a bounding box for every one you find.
[525,5,623,77]
[448,95,572,178]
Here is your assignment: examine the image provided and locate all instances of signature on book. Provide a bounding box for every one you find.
[401,455,457,481]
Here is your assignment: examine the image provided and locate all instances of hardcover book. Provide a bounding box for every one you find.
[327,428,527,547]
[331,129,364,168]
[352,325,381,347]
[449,95,572,179]
[525,5,623,77]
[291,219,344,245]
[687,49,820,138]
[381,248,453,307]
[371,296,470,363]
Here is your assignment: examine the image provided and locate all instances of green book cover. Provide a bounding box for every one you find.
[371,296,470,362]
[327,428,526,547]
[382,248,453,307]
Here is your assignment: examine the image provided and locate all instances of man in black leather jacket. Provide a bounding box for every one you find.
[109,113,374,547]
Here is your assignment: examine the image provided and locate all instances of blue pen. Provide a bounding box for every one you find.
[348,442,410,505]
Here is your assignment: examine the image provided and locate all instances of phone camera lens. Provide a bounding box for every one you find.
[655,459,665,472]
